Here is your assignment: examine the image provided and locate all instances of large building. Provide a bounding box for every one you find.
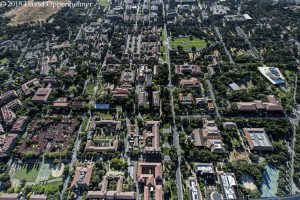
[112,87,131,99]
[10,116,29,133]
[32,88,52,103]
[187,177,201,200]
[179,93,193,105]
[0,134,17,158]
[137,162,163,200]
[86,175,136,199]
[243,128,273,151]
[85,119,121,152]
[18,118,77,155]
[194,163,214,176]
[219,173,237,200]
[1,107,16,124]
[236,95,283,112]
[121,69,135,84]
[175,64,201,75]
[4,99,23,110]
[143,121,161,154]
[0,90,18,105]
[71,165,93,188]
[192,120,226,153]
[180,78,201,89]
[21,78,40,95]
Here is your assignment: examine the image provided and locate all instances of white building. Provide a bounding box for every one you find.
[219,173,237,200]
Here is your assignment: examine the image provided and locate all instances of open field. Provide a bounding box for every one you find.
[170,37,207,50]
[14,163,40,182]
[99,0,109,6]
[2,0,69,26]
[86,83,96,95]
[81,117,89,132]
[0,58,8,65]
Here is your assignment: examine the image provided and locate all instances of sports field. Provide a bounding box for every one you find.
[170,37,207,50]
[14,163,58,182]
[14,164,41,182]
[36,163,51,182]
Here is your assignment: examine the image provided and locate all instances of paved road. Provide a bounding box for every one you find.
[163,19,184,200]
[287,72,300,194]
[180,114,210,119]
[59,21,86,199]
[60,133,81,200]
[206,80,221,118]
[236,26,263,61]
[214,26,235,64]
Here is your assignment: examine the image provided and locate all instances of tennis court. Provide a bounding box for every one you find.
[261,164,279,197]
[36,163,51,182]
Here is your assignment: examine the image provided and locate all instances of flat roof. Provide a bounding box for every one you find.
[219,173,237,200]
[195,163,214,173]
[244,128,273,149]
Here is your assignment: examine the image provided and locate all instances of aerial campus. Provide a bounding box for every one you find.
[0,0,300,200]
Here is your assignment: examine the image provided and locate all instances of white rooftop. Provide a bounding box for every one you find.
[195,163,214,174]
[258,66,286,85]
[220,173,237,200]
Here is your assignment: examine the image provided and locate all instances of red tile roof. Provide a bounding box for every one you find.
[71,165,93,188]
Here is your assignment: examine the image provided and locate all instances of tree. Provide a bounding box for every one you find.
[111,158,127,171]
[169,145,178,164]
[0,173,11,190]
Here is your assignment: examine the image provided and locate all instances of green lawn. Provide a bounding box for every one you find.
[161,29,165,42]
[160,45,166,61]
[160,45,166,52]
[14,163,41,182]
[81,117,89,132]
[284,70,294,82]
[98,0,109,6]
[162,147,170,156]
[86,83,96,95]
[99,113,113,119]
[170,37,207,50]
[0,58,8,65]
